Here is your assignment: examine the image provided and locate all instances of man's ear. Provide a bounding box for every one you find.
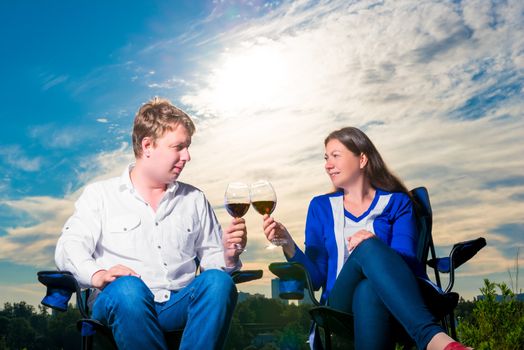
[142,137,154,158]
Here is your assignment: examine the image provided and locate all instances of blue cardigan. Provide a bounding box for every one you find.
[288,189,425,303]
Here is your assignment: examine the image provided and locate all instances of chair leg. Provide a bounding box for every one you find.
[448,310,457,339]
[82,335,93,350]
[324,326,332,350]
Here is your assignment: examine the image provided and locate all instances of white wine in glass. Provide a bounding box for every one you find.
[224,182,250,251]
[250,180,286,247]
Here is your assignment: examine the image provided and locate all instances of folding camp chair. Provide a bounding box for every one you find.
[37,268,263,350]
[269,186,486,349]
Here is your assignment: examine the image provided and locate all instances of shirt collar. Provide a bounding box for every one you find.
[118,163,135,192]
[118,163,179,194]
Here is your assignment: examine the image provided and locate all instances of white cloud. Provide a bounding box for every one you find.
[0,145,43,172]
[96,118,109,123]
[29,124,93,149]
[148,77,193,89]
[0,283,46,309]
[41,74,68,91]
[0,196,74,266]
[0,143,132,267]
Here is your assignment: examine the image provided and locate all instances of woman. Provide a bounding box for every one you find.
[263,127,469,350]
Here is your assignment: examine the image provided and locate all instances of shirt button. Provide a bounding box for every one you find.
[164,294,169,299]
[163,262,167,266]
[155,222,159,226]
[157,245,161,249]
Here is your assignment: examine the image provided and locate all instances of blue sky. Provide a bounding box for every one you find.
[1,0,523,307]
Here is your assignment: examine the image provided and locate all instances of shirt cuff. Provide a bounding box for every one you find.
[223,258,242,274]
[77,261,105,288]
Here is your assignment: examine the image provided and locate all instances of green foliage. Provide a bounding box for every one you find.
[455,296,475,321]
[457,279,524,350]
[0,301,81,350]
[7,317,36,349]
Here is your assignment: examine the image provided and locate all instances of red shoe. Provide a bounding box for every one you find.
[443,341,471,350]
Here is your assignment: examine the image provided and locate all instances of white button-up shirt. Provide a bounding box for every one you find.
[55,165,240,302]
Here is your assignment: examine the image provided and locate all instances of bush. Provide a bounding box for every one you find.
[458,279,524,350]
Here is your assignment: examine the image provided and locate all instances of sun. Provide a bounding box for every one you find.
[205,41,289,115]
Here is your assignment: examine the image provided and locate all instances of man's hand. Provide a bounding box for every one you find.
[347,230,375,252]
[223,217,247,264]
[91,264,140,289]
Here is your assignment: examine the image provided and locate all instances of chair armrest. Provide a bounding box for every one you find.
[427,237,486,292]
[427,237,487,273]
[449,237,487,269]
[269,262,320,305]
[231,269,263,284]
[417,278,459,318]
[37,270,89,317]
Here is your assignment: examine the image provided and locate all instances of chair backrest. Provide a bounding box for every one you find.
[410,187,432,263]
[410,187,441,287]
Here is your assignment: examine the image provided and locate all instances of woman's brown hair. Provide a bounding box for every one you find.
[325,127,410,197]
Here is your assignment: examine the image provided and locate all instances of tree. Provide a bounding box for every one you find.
[47,306,82,349]
[458,279,524,350]
[6,317,36,349]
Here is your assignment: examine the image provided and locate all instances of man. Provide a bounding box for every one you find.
[55,97,247,349]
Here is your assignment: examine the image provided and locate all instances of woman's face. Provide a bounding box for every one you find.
[324,138,365,188]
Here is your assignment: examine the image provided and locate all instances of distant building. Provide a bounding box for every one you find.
[476,293,524,302]
[271,278,289,305]
[238,292,250,303]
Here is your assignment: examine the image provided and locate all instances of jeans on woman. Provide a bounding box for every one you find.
[91,269,237,350]
[328,238,443,350]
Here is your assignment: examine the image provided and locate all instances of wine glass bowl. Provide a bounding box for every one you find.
[250,180,286,247]
[225,202,250,218]
[252,200,276,216]
[224,182,250,251]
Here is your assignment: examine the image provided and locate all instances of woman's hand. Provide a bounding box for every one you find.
[262,214,295,257]
[347,230,375,252]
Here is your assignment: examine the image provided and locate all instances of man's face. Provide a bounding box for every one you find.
[145,124,191,185]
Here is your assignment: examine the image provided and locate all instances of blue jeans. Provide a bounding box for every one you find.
[328,238,443,350]
[92,269,238,350]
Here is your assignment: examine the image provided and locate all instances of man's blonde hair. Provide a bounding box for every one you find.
[132,97,196,157]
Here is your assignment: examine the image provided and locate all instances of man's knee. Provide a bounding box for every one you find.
[103,276,153,310]
[196,269,237,301]
[106,275,149,293]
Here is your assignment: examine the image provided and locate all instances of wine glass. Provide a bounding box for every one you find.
[224,182,250,251]
[250,180,286,248]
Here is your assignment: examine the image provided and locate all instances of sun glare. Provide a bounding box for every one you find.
[207,43,288,115]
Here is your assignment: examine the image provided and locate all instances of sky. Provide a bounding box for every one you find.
[0,0,523,308]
